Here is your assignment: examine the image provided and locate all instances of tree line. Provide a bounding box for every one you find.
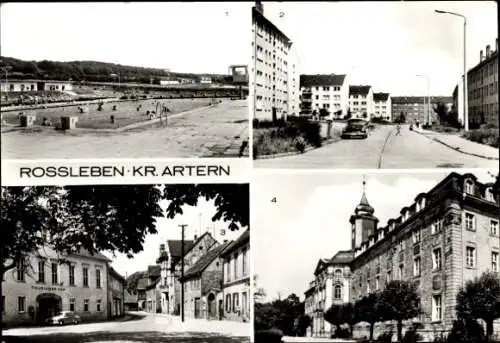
[0,56,233,84]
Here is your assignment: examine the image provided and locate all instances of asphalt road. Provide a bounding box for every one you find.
[2,312,250,343]
[254,124,499,169]
[1,100,248,159]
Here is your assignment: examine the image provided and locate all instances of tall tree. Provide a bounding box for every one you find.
[325,303,343,336]
[341,302,357,338]
[355,292,382,341]
[456,272,500,339]
[379,280,421,342]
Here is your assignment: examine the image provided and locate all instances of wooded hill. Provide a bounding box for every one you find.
[0,56,233,84]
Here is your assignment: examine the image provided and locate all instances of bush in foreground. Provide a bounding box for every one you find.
[254,328,283,343]
[462,128,499,148]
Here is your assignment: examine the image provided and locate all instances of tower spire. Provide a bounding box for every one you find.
[362,174,366,194]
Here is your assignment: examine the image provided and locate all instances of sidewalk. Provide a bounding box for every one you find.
[415,128,499,160]
[136,311,251,337]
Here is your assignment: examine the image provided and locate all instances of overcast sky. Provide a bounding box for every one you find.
[260,1,497,96]
[105,196,246,278]
[252,170,496,302]
[0,2,251,74]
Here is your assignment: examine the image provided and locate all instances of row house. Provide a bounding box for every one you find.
[348,85,374,120]
[299,74,349,119]
[373,92,392,121]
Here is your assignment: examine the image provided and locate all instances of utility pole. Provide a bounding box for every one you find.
[179,224,188,323]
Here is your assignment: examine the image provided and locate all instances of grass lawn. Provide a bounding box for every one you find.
[1,98,212,130]
[253,128,299,156]
[2,331,250,343]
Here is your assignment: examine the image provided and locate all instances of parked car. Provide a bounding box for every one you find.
[341,119,369,139]
[45,311,81,325]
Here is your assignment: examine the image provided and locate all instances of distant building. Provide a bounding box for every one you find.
[391,96,452,124]
[349,85,374,120]
[2,247,111,326]
[251,1,299,121]
[0,80,73,93]
[124,290,138,311]
[107,267,125,318]
[199,76,212,84]
[300,74,349,119]
[452,80,465,125]
[229,65,249,84]
[221,229,251,322]
[467,38,499,128]
[373,92,392,121]
[136,265,161,313]
[160,79,180,86]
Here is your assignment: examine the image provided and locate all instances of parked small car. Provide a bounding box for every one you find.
[45,311,81,325]
[341,119,369,139]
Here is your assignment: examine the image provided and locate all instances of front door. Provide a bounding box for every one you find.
[207,294,216,319]
[194,298,201,318]
[272,107,277,122]
[37,294,62,324]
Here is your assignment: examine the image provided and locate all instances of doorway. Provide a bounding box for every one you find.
[207,293,216,319]
[194,298,201,318]
[36,293,62,324]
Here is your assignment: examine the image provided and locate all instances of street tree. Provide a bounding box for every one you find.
[296,315,312,337]
[379,280,421,342]
[341,302,357,338]
[456,272,500,339]
[325,303,343,335]
[355,292,382,341]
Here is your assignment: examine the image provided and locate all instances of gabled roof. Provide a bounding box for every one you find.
[181,241,233,280]
[69,250,111,262]
[300,74,346,87]
[373,92,389,101]
[183,232,214,257]
[147,265,161,278]
[221,229,249,257]
[330,250,354,264]
[349,85,371,96]
[167,240,194,258]
[145,277,161,290]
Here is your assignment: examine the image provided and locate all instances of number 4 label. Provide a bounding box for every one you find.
[271,197,277,203]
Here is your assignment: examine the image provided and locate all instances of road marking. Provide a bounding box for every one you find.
[377,128,394,169]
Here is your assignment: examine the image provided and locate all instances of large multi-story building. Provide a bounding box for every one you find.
[467,38,498,128]
[391,96,452,124]
[251,2,299,121]
[305,172,500,340]
[348,86,374,120]
[373,92,392,121]
[299,74,349,119]
[2,247,112,326]
[221,229,251,322]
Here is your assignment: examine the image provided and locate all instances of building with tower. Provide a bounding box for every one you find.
[304,172,500,340]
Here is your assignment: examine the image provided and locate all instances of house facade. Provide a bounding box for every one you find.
[221,229,251,322]
[373,92,392,121]
[0,80,73,93]
[107,267,125,318]
[299,74,349,119]
[348,85,373,120]
[2,247,110,326]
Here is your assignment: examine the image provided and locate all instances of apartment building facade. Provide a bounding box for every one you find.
[373,92,392,121]
[251,2,298,121]
[2,248,110,326]
[467,38,499,128]
[348,85,373,120]
[299,74,349,119]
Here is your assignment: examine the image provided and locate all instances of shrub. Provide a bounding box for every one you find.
[255,329,283,343]
[462,128,499,148]
[402,325,423,343]
[446,319,486,343]
[334,327,351,339]
[378,331,393,343]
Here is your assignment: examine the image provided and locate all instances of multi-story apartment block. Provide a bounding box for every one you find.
[348,86,374,120]
[373,92,392,121]
[467,38,498,128]
[288,45,301,116]
[251,2,299,121]
[299,74,349,119]
[2,247,111,326]
[391,96,452,124]
[304,251,353,337]
[305,172,500,340]
[221,229,251,322]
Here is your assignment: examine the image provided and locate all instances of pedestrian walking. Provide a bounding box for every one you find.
[396,123,401,135]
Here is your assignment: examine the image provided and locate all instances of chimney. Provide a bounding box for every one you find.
[486,45,491,58]
[194,234,198,241]
[255,1,263,14]
[480,50,484,62]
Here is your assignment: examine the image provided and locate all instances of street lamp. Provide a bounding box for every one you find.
[435,9,468,131]
[416,74,430,125]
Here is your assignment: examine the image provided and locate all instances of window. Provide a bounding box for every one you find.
[69,298,75,312]
[334,269,342,280]
[84,299,89,312]
[492,252,499,272]
[233,293,239,312]
[491,220,499,236]
[433,248,442,270]
[17,260,25,282]
[226,294,231,312]
[242,248,248,276]
[83,267,89,287]
[399,264,404,279]
[2,296,4,314]
[466,247,476,268]
[69,265,75,286]
[51,263,58,284]
[334,285,342,299]
[97,299,102,312]
[412,229,421,244]
[375,276,380,290]
[486,188,495,201]
[96,269,101,288]
[366,281,371,294]
[38,261,45,283]
[233,253,238,279]
[432,295,442,321]
[431,219,442,234]
[465,180,474,194]
[413,257,421,276]
[18,297,26,313]
[465,213,475,231]
[387,270,392,282]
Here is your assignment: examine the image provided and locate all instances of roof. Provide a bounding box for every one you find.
[468,49,498,75]
[221,229,249,257]
[373,92,390,101]
[252,6,291,44]
[69,250,111,262]
[329,250,354,264]
[147,265,161,278]
[300,74,346,88]
[181,241,233,280]
[349,85,371,96]
[167,240,194,258]
[145,277,161,290]
[109,267,125,283]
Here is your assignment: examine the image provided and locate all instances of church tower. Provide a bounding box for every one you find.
[350,176,378,250]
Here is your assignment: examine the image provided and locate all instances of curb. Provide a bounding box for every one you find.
[414,130,499,161]
[254,137,340,160]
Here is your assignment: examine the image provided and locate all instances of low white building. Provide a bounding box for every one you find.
[299,74,349,119]
[0,80,73,93]
[199,76,212,84]
[160,80,180,86]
